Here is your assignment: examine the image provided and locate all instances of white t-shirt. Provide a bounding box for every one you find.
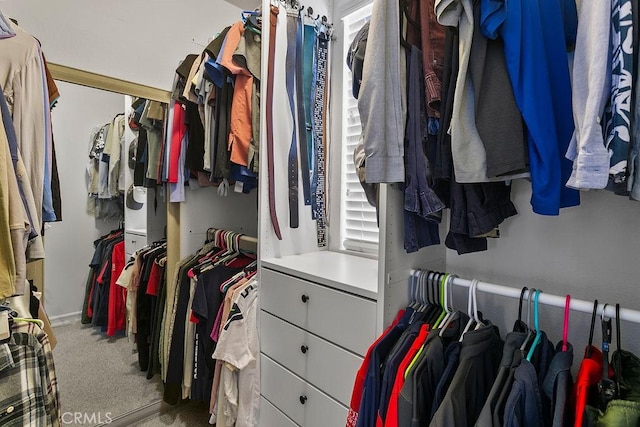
[212,280,259,427]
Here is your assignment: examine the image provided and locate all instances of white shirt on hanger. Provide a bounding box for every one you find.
[212,280,259,427]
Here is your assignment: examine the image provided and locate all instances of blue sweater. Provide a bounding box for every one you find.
[481,0,580,215]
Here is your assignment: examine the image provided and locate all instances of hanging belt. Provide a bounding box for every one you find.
[312,29,330,247]
[310,28,320,220]
[296,11,311,206]
[266,5,283,239]
[303,24,316,209]
[286,12,299,228]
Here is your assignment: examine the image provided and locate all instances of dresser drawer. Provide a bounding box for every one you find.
[261,311,362,406]
[261,269,376,355]
[261,354,348,427]
[262,355,305,424]
[260,311,307,377]
[125,231,147,256]
[260,397,299,427]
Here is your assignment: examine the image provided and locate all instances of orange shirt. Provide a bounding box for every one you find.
[219,21,253,167]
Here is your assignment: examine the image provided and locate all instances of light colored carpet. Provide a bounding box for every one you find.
[52,319,163,422]
[131,402,213,427]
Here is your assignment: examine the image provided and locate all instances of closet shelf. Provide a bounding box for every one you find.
[125,228,147,236]
[261,251,378,300]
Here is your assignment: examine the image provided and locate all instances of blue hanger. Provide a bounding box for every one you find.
[526,289,542,362]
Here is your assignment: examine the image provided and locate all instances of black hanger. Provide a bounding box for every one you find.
[426,272,443,324]
[586,299,599,358]
[513,287,529,332]
[614,304,623,397]
[399,0,418,49]
[597,304,617,409]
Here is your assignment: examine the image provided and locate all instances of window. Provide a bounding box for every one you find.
[339,4,378,255]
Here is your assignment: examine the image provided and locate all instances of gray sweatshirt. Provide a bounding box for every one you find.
[358,0,407,184]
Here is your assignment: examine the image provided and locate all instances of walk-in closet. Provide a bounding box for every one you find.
[1,0,640,425]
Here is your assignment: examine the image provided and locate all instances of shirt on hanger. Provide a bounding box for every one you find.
[431,324,504,427]
[476,331,529,427]
[541,342,574,427]
[384,323,430,426]
[347,310,405,427]
[213,281,259,427]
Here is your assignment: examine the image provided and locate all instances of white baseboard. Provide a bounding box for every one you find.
[49,311,82,327]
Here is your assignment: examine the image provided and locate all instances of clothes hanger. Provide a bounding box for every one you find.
[426,272,443,323]
[424,271,437,320]
[432,273,449,328]
[519,288,537,353]
[408,270,420,309]
[12,316,44,329]
[513,286,529,332]
[586,299,599,358]
[220,258,258,293]
[597,303,617,409]
[526,290,542,362]
[472,278,486,330]
[562,294,571,352]
[459,279,478,342]
[613,304,622,397]
[417,271,429,312]
[398,0,414,49]
[439,274,460,337]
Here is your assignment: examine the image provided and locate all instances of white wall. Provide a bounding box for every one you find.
[0,0,241,90]
[45,82,124,318]
[444,179,640,356]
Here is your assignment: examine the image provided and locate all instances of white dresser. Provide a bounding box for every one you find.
[259,252,378,426]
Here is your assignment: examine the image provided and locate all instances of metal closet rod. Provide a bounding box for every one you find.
[409,270,640,324]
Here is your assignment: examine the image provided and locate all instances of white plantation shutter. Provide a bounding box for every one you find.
[340,4,377,254]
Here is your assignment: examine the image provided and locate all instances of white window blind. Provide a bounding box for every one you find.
[340,4,378,255]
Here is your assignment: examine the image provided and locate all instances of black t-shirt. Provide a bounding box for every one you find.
[184,101,205,172]
[190,264,244,402]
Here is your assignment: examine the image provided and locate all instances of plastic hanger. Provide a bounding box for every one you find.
[513,287,529,332]
[427,272,444,323]
[459,279,478,342]
[425,272,439,322]
[562,294,571,352]
[12,317,44,329]
[526,289,542,362]
[414,271,424,312]
[613,304,622,397]
[413,270,422,307]
[433,273,449,329]
[407,271,415,307]
[439,274,460,336]
[598,303,617,408]
[520,288,537,352]
[472,278,486,330]
[419,271,430,312]
[586,299,599,358]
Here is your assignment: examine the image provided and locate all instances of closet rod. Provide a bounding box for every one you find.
[410,270,640,324]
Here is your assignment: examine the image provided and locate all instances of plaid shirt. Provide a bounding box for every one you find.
[12,323,61,426]
[0,335,48,426]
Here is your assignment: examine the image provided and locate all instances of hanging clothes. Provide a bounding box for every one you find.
[480,0,580,215]
[0,314,61,427]
[81,229,125,336]
[0,20,53,232]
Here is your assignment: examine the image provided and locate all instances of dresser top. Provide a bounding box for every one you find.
[261,251,379,300]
